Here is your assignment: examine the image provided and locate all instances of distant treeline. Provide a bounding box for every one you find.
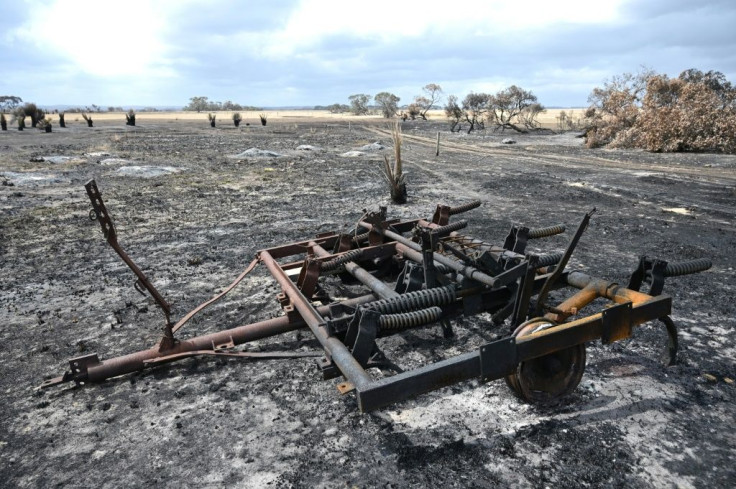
[183,96,261,112]
[59,106,163,113]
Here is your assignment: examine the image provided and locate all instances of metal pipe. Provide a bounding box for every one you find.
[546,271,656,323]
[360,220,500,288]
[311,243,398,300]
[566,272,654,304]
[82,293,379,383]
[417,219,527,261]
[259,250,372,389]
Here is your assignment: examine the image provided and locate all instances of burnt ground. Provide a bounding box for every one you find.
[1,118,734,488]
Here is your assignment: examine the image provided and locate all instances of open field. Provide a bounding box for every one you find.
[1,117,734,487]
[4,108,589,129]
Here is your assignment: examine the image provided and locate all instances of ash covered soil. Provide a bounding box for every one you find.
[1,118,735,488]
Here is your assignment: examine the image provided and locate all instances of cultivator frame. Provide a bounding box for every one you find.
[40,180,712,412]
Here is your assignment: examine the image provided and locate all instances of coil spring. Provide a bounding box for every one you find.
[448,200,481,215]
[379,306,443,330]
[664,258,712,277]
[434,263,452,274]
[536,252,563,268]
[320,249,364,271]
[432,220,468,236]
[352,231,369,243]
[366,285,456,314]
[528,224,566,239]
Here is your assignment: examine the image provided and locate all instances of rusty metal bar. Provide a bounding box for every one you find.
[85,179,172,328]
[171,257,259,334]
[311,242,399,300]
[258,250,373,389]
[40,293,378,387]
[360,221,502,287]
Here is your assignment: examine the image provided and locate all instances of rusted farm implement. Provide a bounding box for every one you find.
[40,179,712,412]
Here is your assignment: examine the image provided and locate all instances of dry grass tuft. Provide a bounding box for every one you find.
[382,121,407,203]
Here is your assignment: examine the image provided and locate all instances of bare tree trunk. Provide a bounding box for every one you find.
[497,123,528,133]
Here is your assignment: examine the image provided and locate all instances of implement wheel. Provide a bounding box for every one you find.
[505,318,586,404]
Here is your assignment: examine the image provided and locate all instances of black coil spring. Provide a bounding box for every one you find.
[366,285,456,314]
[379,306,443,330]
[352,231,369,243]
[535,252,563,268]
[432,220,467,236]
[448,200,481,215]
[434,263,452,274]
[664,258,712,277]
[528,224,566,239]
[320,249,364,271]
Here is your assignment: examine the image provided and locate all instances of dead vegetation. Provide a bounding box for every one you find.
[381,121,407,203]
[584,68,736,153]
[443,86,545,134]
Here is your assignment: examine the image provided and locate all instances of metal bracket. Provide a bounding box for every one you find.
[395,261,424,293]
[296,258,321,299]
[68,354,101,385]
[627,256,668,296]
[337,381,355,394]
[511,260,538,328]
[503,225,529,254]
[213,337,235,352]
[479,337,518,382]
[601,301,633,344]
[348,309,379,366]
[431,204,451,225]
[420,229,438,289]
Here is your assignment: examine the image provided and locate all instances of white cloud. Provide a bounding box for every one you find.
[259,0,625,57]
[10,0,170,77]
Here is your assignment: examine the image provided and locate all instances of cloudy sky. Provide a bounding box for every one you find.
[2,0,735,108]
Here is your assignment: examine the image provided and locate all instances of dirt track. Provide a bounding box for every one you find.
[1,118,734,488]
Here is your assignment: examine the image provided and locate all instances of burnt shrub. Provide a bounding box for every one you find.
[633,75,736,153]
[585,68,736,153]
[22,103,44,128]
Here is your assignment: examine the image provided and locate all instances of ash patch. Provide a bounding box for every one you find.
[28,156,85,164]
[296,144,324,152]
[358,141,385,151]
[232,148,284,158]
[116,165,183,177]
[1,171,68,186]
[99,158,132,166]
